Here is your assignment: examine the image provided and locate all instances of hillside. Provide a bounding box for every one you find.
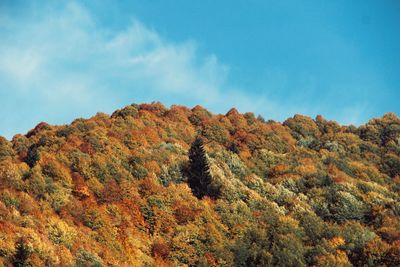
[0,102,399,266]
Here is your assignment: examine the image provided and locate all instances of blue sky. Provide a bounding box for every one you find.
[0,0,399,139]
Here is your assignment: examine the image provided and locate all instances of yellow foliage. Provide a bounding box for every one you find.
[0,232,16,257]
[0,103,398,266]
[295,158,317,176]
[316,250,352,267]
[46,217,77,248]
[328,237,345,248]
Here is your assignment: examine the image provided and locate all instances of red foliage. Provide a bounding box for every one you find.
[173,202,201,225]
[139,102,168,117]
[79,142,95,155]
[26,122,50,138]
[152,239,170,259]
[100,179,122,203]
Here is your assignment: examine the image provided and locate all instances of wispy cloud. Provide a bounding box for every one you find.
[0,1,378,139]
[0,1,276,138]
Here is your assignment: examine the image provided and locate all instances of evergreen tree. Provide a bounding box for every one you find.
[12,238,32,267]
[188,137,219,198]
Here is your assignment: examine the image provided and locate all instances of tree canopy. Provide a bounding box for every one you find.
[0,102,399,266]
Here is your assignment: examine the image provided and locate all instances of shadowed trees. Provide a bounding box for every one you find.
[187,137,220,198]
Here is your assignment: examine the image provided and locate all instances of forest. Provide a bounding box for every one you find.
[0,102,399,266]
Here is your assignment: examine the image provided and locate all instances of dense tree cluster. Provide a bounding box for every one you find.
[0,102,399,266]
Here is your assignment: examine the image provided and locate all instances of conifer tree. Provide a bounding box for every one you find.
[12,238,32,267]
[188,137,219,198]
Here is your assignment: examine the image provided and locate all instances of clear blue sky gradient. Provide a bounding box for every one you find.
[0,0,399,139]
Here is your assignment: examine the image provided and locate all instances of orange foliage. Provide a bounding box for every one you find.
[295,158,317,176]
[0,102,399,266]
[328,164,351,184]
[271,164,289,176]
[144,160,161,174]
[72,173,90,199]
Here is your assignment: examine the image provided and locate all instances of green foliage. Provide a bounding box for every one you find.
[253,149,286,178]
[111,104,139,119]
[25,144,40,167]
[12,238,33,267]
[382,153,400,178]
[284,114,320,139]
[0,102,398,266]
[233,227,273,266]
[224,152,248,179]
[296,211,326,243]
[24,167,47,198]
[0,137,15,160]
[56,125,76,138]
[128,156,148,179]
[140,205,156,234]
[159,163,185,186]
[202,120,230,144]
[75,249,103,267]
[1,190,20,209]
[46,218,76,248]
[188,137,220,198]
[329,190,367,223]
[83,209,105,230]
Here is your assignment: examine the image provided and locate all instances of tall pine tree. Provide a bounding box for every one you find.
[188,137,219,198]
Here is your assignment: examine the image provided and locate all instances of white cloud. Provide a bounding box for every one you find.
[0,1,372,139]
[0,2,264,121]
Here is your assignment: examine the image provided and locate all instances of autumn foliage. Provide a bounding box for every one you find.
[0,102,399,266]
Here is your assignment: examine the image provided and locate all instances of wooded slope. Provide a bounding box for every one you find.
[0,102,399,266]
